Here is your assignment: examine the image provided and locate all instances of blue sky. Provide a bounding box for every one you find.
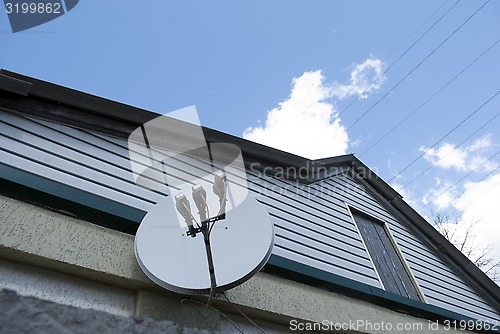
[1,1,500,275]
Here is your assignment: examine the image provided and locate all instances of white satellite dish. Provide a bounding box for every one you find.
[129,108,274,295]
[135,193,274,294]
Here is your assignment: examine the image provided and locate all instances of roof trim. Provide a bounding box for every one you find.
[1,69,499,314]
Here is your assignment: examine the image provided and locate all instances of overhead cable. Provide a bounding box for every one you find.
[418,149,500,211]
[336,0,462,121]
[384,0,456,61]
[400,109,500,190]
[389,87,500,183]
[444,165,500,219]
[316,0,490,159]
[297,0,460,155]
[359,37,500,159]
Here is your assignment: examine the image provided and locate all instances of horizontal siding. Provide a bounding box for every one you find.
[0,110,382,290]
[0,123,161,201]
[266,211,366,257]
[272,245,381,287]
[0,115,163,210]
[1,110,499,323]
[416,275,499,318]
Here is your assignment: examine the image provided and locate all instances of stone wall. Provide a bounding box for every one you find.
[0,289,209,334]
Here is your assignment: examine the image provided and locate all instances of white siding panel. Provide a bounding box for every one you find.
[1,123,163,201]
[272,245,382,287]
[29,116,132,158]
[273,221,373,270]
[0,147,154,211]
[2,113,133,172]
[268,212,367,258]
[254,195,360,242]
[275,231,375,278]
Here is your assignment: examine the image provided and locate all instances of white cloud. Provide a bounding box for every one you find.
[421,169,500,280]
[331,58,386,100]
[391,181,420,210]
[243,58,385,159]
[423,143,467,170]
[422,178,459,211]
[413,134,500,281]
[422,134,497,172]
[451,173,500,265]
[469,134,494,151]
[243,70,347,159]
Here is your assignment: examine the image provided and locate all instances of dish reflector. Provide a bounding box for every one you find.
[135,194,274,294]
[129,107,274,294]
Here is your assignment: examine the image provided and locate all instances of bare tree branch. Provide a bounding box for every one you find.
[432,213,500,284]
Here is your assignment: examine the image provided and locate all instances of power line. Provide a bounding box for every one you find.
[359,37,500,159]
[388,87,500,183]
[444,165,500,219]
[297,0,460,155]
[446,175,500,220]
[316,0,490,159]
[384,0,455,61]
[446,164,500,210]
[335,0,462,121]
[181,298,244,334]
[222,293,267,334]
[475,206,500,224]
[399,109,500,190]
[418,148,500,211]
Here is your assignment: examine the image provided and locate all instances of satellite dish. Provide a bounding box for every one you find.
[135,192,274,294]
[129,108,274,295]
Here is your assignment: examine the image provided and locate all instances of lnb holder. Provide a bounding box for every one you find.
[186,213,227,238]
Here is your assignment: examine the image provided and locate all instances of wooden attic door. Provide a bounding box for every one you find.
[353,212,420,300]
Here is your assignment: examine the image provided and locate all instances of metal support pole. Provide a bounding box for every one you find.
[203,230,217,299]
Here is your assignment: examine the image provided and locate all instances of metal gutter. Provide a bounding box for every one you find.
[0,74,31,96]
